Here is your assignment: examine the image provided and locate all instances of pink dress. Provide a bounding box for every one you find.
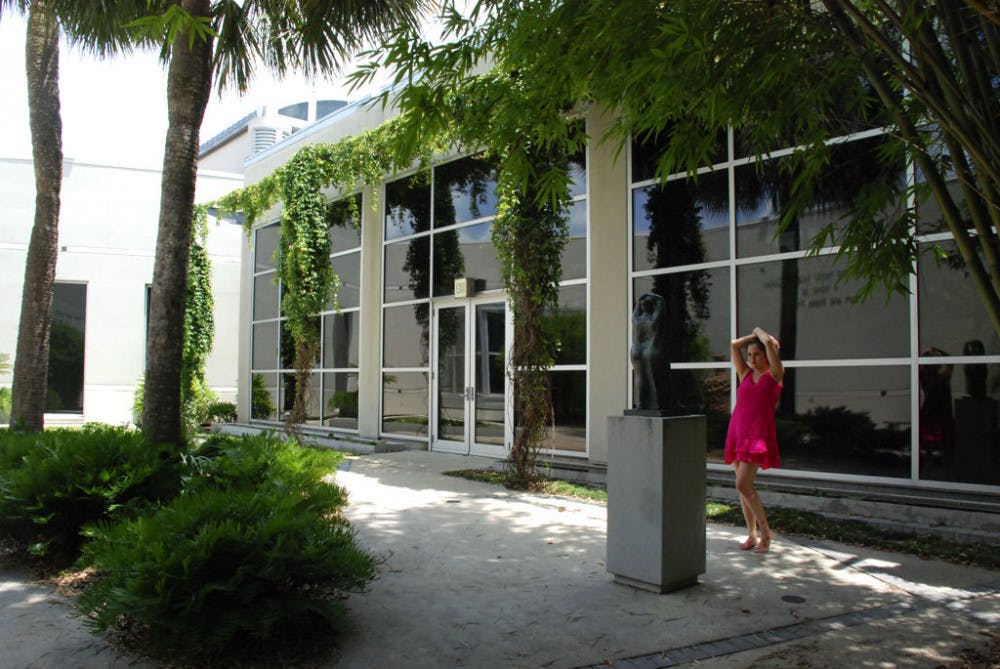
[724,370,782,469]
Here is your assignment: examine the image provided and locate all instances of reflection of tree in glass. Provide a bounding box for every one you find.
[397,157,499,353]
[737,160,801,415]
[644,178,716,410]
[326,194,361,254]
[46,322,84,412]
[739,137,898,415]
[434,155,499,227]
[250,373,274,420]
[540,308,586,365]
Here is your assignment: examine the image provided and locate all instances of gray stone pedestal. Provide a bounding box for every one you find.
[607,414,706,593]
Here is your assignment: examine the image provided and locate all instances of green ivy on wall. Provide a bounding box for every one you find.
[210,80,583,482]
[183,207,215,406]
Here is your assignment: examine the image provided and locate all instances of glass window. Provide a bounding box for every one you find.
[633,266,730,363]
[316,99,346,119]
[542,284,587,366]
[735,365,912,479]
[278,101,308,120]
[918,361,1000,486]
[631,127,727,184]
[432,223,503,297]
[254,224,279,272]
[384,237,430,303]
[546,370,587,453]
[382,371,429,436]
[918,240,1000,356]
[328,252,361,310]
[632,170,730,270]
[474,303,506,396]
[737,255,909,360]
[279,319,319,370]
[280,372,321,425]
[47,283,86,413]
[385,174,430,240]
[383,304,430,368]
[251,321,279,370]
[328,196,362,251]
[250,372,278,420]
[323,312,358,369]
[736,136,903,258]
[916,178,965,235]
[562,199,588,281]
[568,148,587,198]
[433,155,498,227]
[253,274,279,320]
[322,372,359,430]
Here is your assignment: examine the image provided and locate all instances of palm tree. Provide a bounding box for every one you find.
[2,0,146,431]
[142,0,430,445]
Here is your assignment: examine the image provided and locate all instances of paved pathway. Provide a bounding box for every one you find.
[1,450,997,668]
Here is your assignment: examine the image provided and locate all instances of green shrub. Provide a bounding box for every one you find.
[133,375,219,435]
[0,387,11,423]
[0,425,181,563]
[251,372,275,419]
[206,400,237,423]
[78,435,375,662]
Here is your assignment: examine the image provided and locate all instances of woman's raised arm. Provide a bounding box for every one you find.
[730,334,754,380]
[753,326,784,384]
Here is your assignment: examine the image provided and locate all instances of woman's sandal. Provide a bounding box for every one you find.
[739,537,757,551]
[754,536,772,554]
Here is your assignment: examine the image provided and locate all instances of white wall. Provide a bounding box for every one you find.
[0,156,244,425]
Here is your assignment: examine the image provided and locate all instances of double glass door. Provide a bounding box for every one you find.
[432,299,510,458]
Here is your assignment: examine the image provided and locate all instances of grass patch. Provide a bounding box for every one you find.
[445,469,1000,572]
[445,469,608,502]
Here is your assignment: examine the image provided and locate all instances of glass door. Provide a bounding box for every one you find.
[432,299,510,458]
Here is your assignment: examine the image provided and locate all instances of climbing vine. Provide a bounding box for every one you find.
[182,206,215,406]
[493,144,573,487]
[214,117,442,433]
[211,64,583,481]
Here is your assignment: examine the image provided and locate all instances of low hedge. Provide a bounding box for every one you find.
[77,434,376,662]
[0,424,181,563]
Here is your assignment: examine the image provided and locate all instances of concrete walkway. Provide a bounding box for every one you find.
[2,450,998,668]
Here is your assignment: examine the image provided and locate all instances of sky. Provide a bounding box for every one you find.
[0,13,392,170]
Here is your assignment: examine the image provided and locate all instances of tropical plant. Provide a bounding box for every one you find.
[131,214,219,433]
[2,0,148,431]
[365,0,1000,335]
[78,435,375,663]
[139,0,431,448]
[0,424,181,565]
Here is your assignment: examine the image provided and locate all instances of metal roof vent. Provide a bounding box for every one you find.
[252,126,288,154]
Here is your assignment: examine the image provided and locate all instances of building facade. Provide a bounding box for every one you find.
[0,156,244,426]
[232,99,1000,502]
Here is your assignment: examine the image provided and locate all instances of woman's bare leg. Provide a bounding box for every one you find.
[733,462,757,548]
[734,461,772,552]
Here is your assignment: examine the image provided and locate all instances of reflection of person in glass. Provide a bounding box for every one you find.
[725,327,783,554]
[919,347,954,459]
[630,293,668,410]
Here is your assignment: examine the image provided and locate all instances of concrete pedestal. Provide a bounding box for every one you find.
[606,414,706,593]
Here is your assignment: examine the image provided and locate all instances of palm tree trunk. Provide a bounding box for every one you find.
[142,0,214,445]
[11,0,62,432]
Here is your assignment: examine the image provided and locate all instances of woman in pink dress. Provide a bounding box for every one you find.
[725,326,783,554]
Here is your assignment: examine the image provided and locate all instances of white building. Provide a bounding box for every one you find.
[0,155,244,426]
